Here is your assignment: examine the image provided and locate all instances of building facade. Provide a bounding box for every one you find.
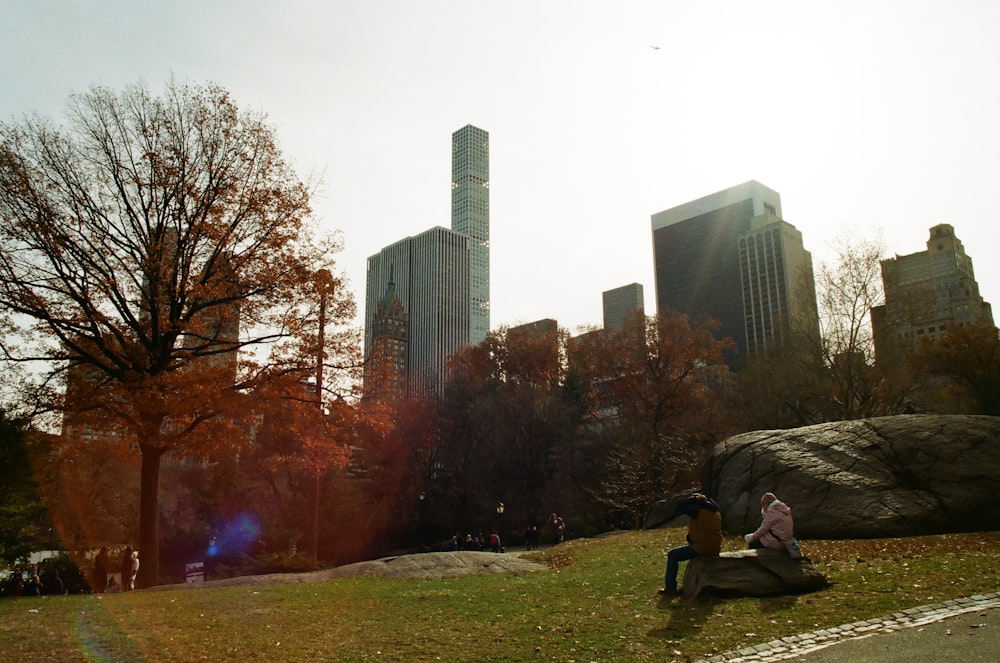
[364,266,410,402]
[450,124,490,345]
[365,227,470,399]
[872,223,994,363]
[651,180,818,366]
[602,283,645,330]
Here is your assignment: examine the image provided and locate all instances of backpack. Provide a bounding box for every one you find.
[770,529,803,559]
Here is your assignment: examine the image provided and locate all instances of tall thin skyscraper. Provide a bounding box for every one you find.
[450,125,490,345]
[651,180,818,365]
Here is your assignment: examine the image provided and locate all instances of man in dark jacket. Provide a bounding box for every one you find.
[659,493,722,597]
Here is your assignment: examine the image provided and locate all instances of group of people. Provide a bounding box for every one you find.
[450,531,497,552]
[93,546,139,593]
[449,512,568,553]
[659,491,798,597]
[2,563,63,597]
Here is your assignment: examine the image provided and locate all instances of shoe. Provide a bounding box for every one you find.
[658,587,680,597]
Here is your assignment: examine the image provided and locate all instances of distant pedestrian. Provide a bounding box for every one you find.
[46,569,65,595]
[490,531,502,553]
[23,565,43,596]
[524,525,539,551]
[94,547,111,593]
[129,550,140,589]
[120,547,134,591]
[548,513,565,544]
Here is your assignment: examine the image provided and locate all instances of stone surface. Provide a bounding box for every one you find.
[143,551,547,590]
[681,548,828,600]
[646,490,703,529]
[702,414,1000,539]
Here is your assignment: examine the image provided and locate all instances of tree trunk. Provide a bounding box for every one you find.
[136,445,163,589]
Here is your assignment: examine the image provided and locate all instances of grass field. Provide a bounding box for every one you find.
[1,529,998,662]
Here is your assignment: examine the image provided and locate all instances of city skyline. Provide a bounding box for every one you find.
[364,125,488,398]
[4,2,1000,335]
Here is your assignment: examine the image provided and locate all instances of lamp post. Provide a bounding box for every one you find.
[419,491,426,549]
[311,269,334,562]
[496,501,505,548]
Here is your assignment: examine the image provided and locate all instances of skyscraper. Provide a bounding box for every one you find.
[364,125,488,399]
[450,125,490,344]
[364,266,409,402]
[602,283,645,330]
[651,180,818,365]
[872,223,994,364]
[365,227,470,399]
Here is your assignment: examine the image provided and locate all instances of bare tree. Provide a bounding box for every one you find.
[814,230,903,419]
[0,80,355,586]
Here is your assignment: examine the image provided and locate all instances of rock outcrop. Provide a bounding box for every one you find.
[703,414,1000,539]
[646,490,703,530]
[680,549,827,600]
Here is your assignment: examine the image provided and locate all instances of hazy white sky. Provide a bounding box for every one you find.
[4,0,1000,334]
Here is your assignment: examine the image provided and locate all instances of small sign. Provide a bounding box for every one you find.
[185,561,205,583]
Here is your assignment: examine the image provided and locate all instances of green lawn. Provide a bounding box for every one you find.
[1,530,998,662]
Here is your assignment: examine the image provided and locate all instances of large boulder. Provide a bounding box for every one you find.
[646,489,702,529]
[681,549,827,600]
[704,414,1000,539]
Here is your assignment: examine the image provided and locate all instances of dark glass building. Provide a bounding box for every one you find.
[651,180,818,366]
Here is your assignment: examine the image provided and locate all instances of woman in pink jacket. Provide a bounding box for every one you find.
[744,492,794,550]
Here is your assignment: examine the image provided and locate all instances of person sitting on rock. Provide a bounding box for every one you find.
[659,493,722,598]
[744,492,795,550]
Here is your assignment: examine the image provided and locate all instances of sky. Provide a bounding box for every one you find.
[4,0,1000,335]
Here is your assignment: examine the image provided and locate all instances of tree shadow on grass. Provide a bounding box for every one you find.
[648,595,720,640]
[755,593,800,615]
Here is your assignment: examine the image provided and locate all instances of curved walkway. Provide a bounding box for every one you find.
[692,592,1000,663]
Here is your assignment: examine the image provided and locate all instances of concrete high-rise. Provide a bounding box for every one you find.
[602,283,645,330]
[872,223,994,363]
[365,227,470,399]
[651,180,819,365]
[450,125,490,344]
[364,125,488,399]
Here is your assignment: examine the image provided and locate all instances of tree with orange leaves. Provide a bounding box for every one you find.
[0,79,357,586]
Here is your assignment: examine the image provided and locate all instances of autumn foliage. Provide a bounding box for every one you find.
[0,80,356,585]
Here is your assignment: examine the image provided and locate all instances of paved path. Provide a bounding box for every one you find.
[692,592,1000,662]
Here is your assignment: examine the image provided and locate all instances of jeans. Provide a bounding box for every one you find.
[664,544,699,590]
